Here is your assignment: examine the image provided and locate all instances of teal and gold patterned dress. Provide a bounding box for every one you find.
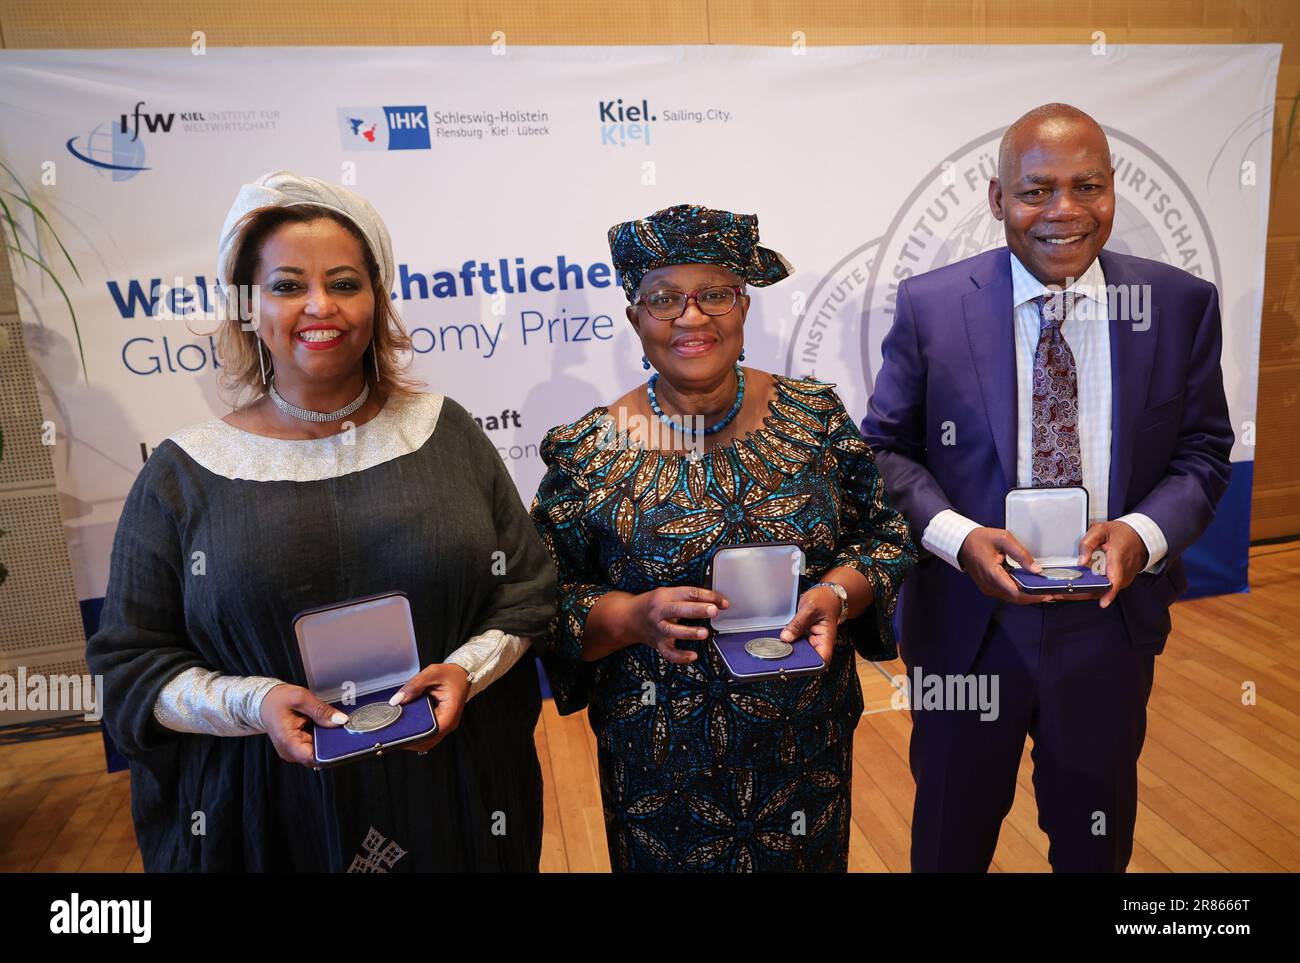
[531,375,916,872]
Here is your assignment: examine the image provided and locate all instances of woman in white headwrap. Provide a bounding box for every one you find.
[87,171,556,872]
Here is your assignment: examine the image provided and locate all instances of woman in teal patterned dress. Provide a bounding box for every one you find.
[531,205,916,872]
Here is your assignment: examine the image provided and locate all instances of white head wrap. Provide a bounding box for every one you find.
[216,169,395,294]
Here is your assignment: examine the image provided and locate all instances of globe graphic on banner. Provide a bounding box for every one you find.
[78,119,147,181]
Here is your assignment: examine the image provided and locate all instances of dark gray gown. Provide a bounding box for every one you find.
[86,392,556,872]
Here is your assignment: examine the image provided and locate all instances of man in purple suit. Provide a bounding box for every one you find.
[861,103,1234,872]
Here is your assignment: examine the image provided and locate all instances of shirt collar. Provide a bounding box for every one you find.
[1008,249,1106,310]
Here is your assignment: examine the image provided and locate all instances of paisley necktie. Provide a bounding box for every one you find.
[1031,291,1084,487]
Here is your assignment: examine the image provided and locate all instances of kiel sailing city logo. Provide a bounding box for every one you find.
[785,127,1220,404]
[598,98,655,148]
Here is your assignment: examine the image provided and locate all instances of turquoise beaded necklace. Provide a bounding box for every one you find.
[647,364,746,437]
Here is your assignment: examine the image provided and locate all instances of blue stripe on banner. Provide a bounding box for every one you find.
[1180,459,1252,600]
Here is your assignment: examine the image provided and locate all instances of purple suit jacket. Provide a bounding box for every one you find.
[861,247,1234,675]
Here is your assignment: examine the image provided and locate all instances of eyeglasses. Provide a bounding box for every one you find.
[634,285,744,321]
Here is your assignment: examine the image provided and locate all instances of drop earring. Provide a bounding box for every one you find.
[739,348,746,362]
[372,335,381,384]
[642,355,651,370]
[257,338,268,386]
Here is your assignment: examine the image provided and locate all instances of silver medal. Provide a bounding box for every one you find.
[1040,567,1082,581]
[343,701,402,734]
[745,636,794,660]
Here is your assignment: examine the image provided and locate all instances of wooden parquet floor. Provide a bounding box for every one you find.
[3,544,1298,873]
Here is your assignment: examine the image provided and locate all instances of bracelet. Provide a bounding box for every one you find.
[809,581,849,625]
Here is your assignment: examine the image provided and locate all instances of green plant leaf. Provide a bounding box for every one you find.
[0,191,24,254]
[2,189,82,283]
[5,242,86,380]
[0,158,34,243]
[0,159,87,379]
[0,158,33,200]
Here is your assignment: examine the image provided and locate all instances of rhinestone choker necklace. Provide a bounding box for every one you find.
[268,380,370,423]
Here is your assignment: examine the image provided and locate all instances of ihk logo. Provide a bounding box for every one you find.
[599,98,654,148]
[120,101,175,141]
[338,105,431,151]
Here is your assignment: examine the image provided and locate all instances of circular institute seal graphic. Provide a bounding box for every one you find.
[785,127,1221,411]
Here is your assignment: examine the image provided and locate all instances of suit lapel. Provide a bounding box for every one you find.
[963,252,1017,492]
[1101,250,1160,515]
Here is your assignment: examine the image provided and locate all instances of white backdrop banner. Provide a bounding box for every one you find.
[0,44,1279,603]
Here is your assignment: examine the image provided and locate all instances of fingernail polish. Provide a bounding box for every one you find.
[388,693,402,706]
[331,712,348,725]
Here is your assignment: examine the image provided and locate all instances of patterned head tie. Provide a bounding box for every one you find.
[607,203,793,302]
